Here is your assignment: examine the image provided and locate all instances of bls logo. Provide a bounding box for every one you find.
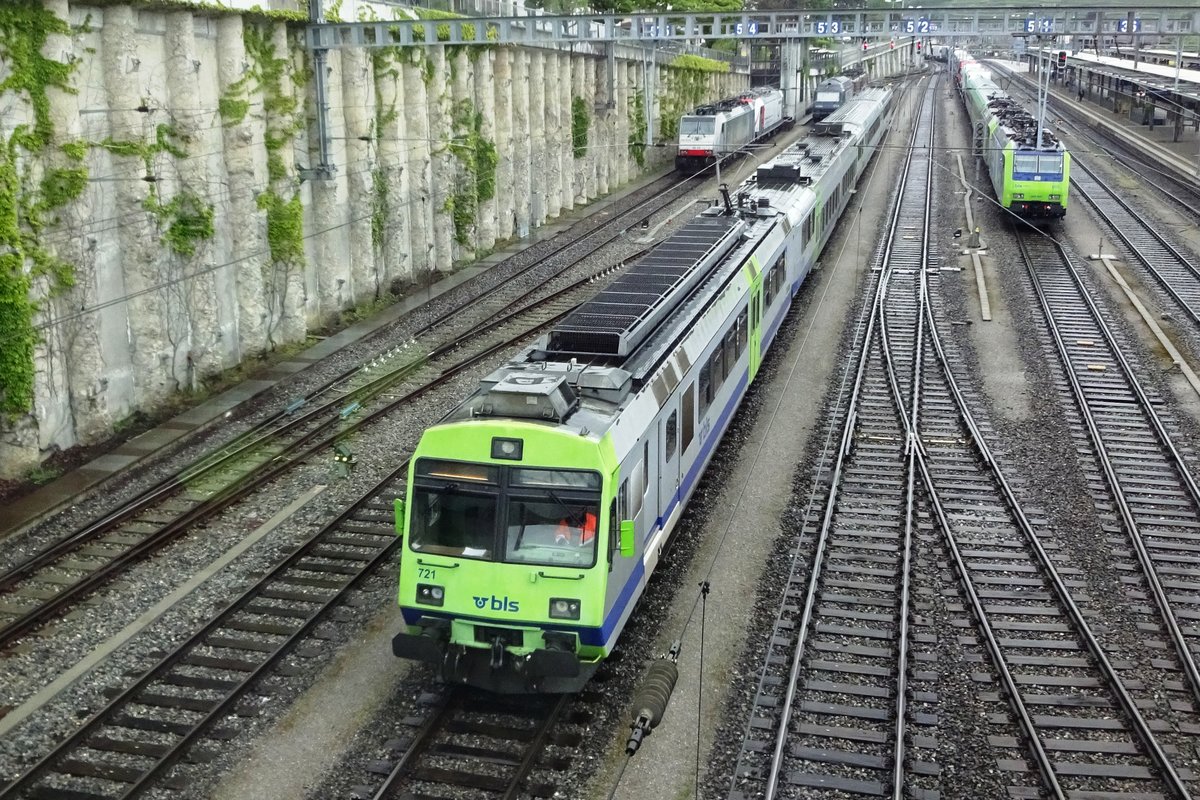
[474,595,520,612]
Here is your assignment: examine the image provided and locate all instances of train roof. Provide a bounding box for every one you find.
[814,87,890,135]
[961,62,1063,150]
[546,216,745,360]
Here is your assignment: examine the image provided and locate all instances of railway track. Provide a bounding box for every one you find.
[728,77,941,800]
[0,466,409,800]
[1068,158,1200,328]
[0,173,695,652]
[361,689,575,800]
[1017,228,1200,755]
[731,76,1200,799]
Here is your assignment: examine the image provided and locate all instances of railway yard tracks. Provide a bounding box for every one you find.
[1069,159,1200,328]
[0,466,409,799]
[730,77,1200,799]
[359,689,577,800]
[0,173,694,654]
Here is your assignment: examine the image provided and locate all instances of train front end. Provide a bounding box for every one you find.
[676,114,718,171]
[1004,145,1070,218]
[394,419,616,693]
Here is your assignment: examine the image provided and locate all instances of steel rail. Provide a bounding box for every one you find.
[759,77,932,800]
[0,458,412,799]
[1016,230,1196,794]
[1019,230,1200,704]
[1069,157,1200,327]
[369,690,571,800]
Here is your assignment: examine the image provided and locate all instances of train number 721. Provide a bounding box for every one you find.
[417,567,436,580]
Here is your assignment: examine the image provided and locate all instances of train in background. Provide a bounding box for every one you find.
[951,49,1070,219]
[675,87,791,172]
[392,87,896,693]
[811,70,867,119]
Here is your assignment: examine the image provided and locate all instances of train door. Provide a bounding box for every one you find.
[658,406,680,533]
[748,269,764,381]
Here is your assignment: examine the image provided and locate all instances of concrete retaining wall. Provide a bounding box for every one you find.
[0,2,745,475]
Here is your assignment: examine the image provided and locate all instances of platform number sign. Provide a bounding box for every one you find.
[1117,18,1141,33]
[904,18,929,34]
[815,21,841,35]
[732,21,758,35]
[1025,18,1054,33]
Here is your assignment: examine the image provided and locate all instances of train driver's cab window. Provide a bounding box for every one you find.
[409,459,499,559]
[1037,155,1063,175]
[1013,154,1038,175]
[680,116,715,135]
[503,468,601,568]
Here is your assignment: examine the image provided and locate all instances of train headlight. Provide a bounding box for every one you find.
[1049,194,1061,201]
[549,598,581,620]
[1012,193,1024,200]
[417,583,444,607]
[491,437,523,460]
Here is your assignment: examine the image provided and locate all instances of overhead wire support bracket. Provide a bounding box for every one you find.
[308,0,337,180]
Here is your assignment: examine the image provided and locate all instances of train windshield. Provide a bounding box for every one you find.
[505,468,601,568]
[409,460,501,558]
[680,116,714,135]
[1013,152,1062,178]
[816,91,840,103]
[409,459,601,567]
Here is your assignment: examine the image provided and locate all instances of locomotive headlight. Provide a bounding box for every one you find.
[549,598,581,620]
[491,437,523,460]
[416,583,444,607]
[1012,193,1024,200]
[1049,194,1061,201]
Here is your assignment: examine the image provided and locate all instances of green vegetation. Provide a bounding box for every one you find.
[629,90,647,167]
[669,54,730,73]
[0,1,85,415]
[412,8,499,44]
[571,96,590,158]
[102,125,217,258]
[444,98,498,247]
[234,23,306,270]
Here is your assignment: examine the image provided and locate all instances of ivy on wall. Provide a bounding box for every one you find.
[571,96,589,159]
[629,89,647,167]
[444,97,498,247]
[102,124,217,257]
[222,23,307,275]
[0,1,86,416]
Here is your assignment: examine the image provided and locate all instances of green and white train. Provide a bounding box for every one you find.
[392,87,895,693]
[952,49,1070,218]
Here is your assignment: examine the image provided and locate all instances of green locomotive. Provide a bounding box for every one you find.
[953,49,1070,219]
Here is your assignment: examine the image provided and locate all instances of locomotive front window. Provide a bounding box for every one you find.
[410,484,498,559]
[504,492,600,568]
[1013,154,1038,175]
[505,467,600,567]
[1037,155,1063,174]
[816,91,840,102]
[680,117,714,135]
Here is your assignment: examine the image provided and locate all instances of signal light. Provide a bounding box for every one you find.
[862,40,868,51]
[916,40,922,51]
[1057,50,1067,67]
[890,39,895,50]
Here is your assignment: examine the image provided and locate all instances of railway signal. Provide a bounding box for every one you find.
[1057,50,1067,67]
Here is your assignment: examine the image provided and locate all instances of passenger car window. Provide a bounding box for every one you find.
[665,411,678,461]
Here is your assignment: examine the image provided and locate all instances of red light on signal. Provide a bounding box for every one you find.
[862,41,868,51]
[1057,50,1067,67]
[890,39,895,50]
[916,40,922,51]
